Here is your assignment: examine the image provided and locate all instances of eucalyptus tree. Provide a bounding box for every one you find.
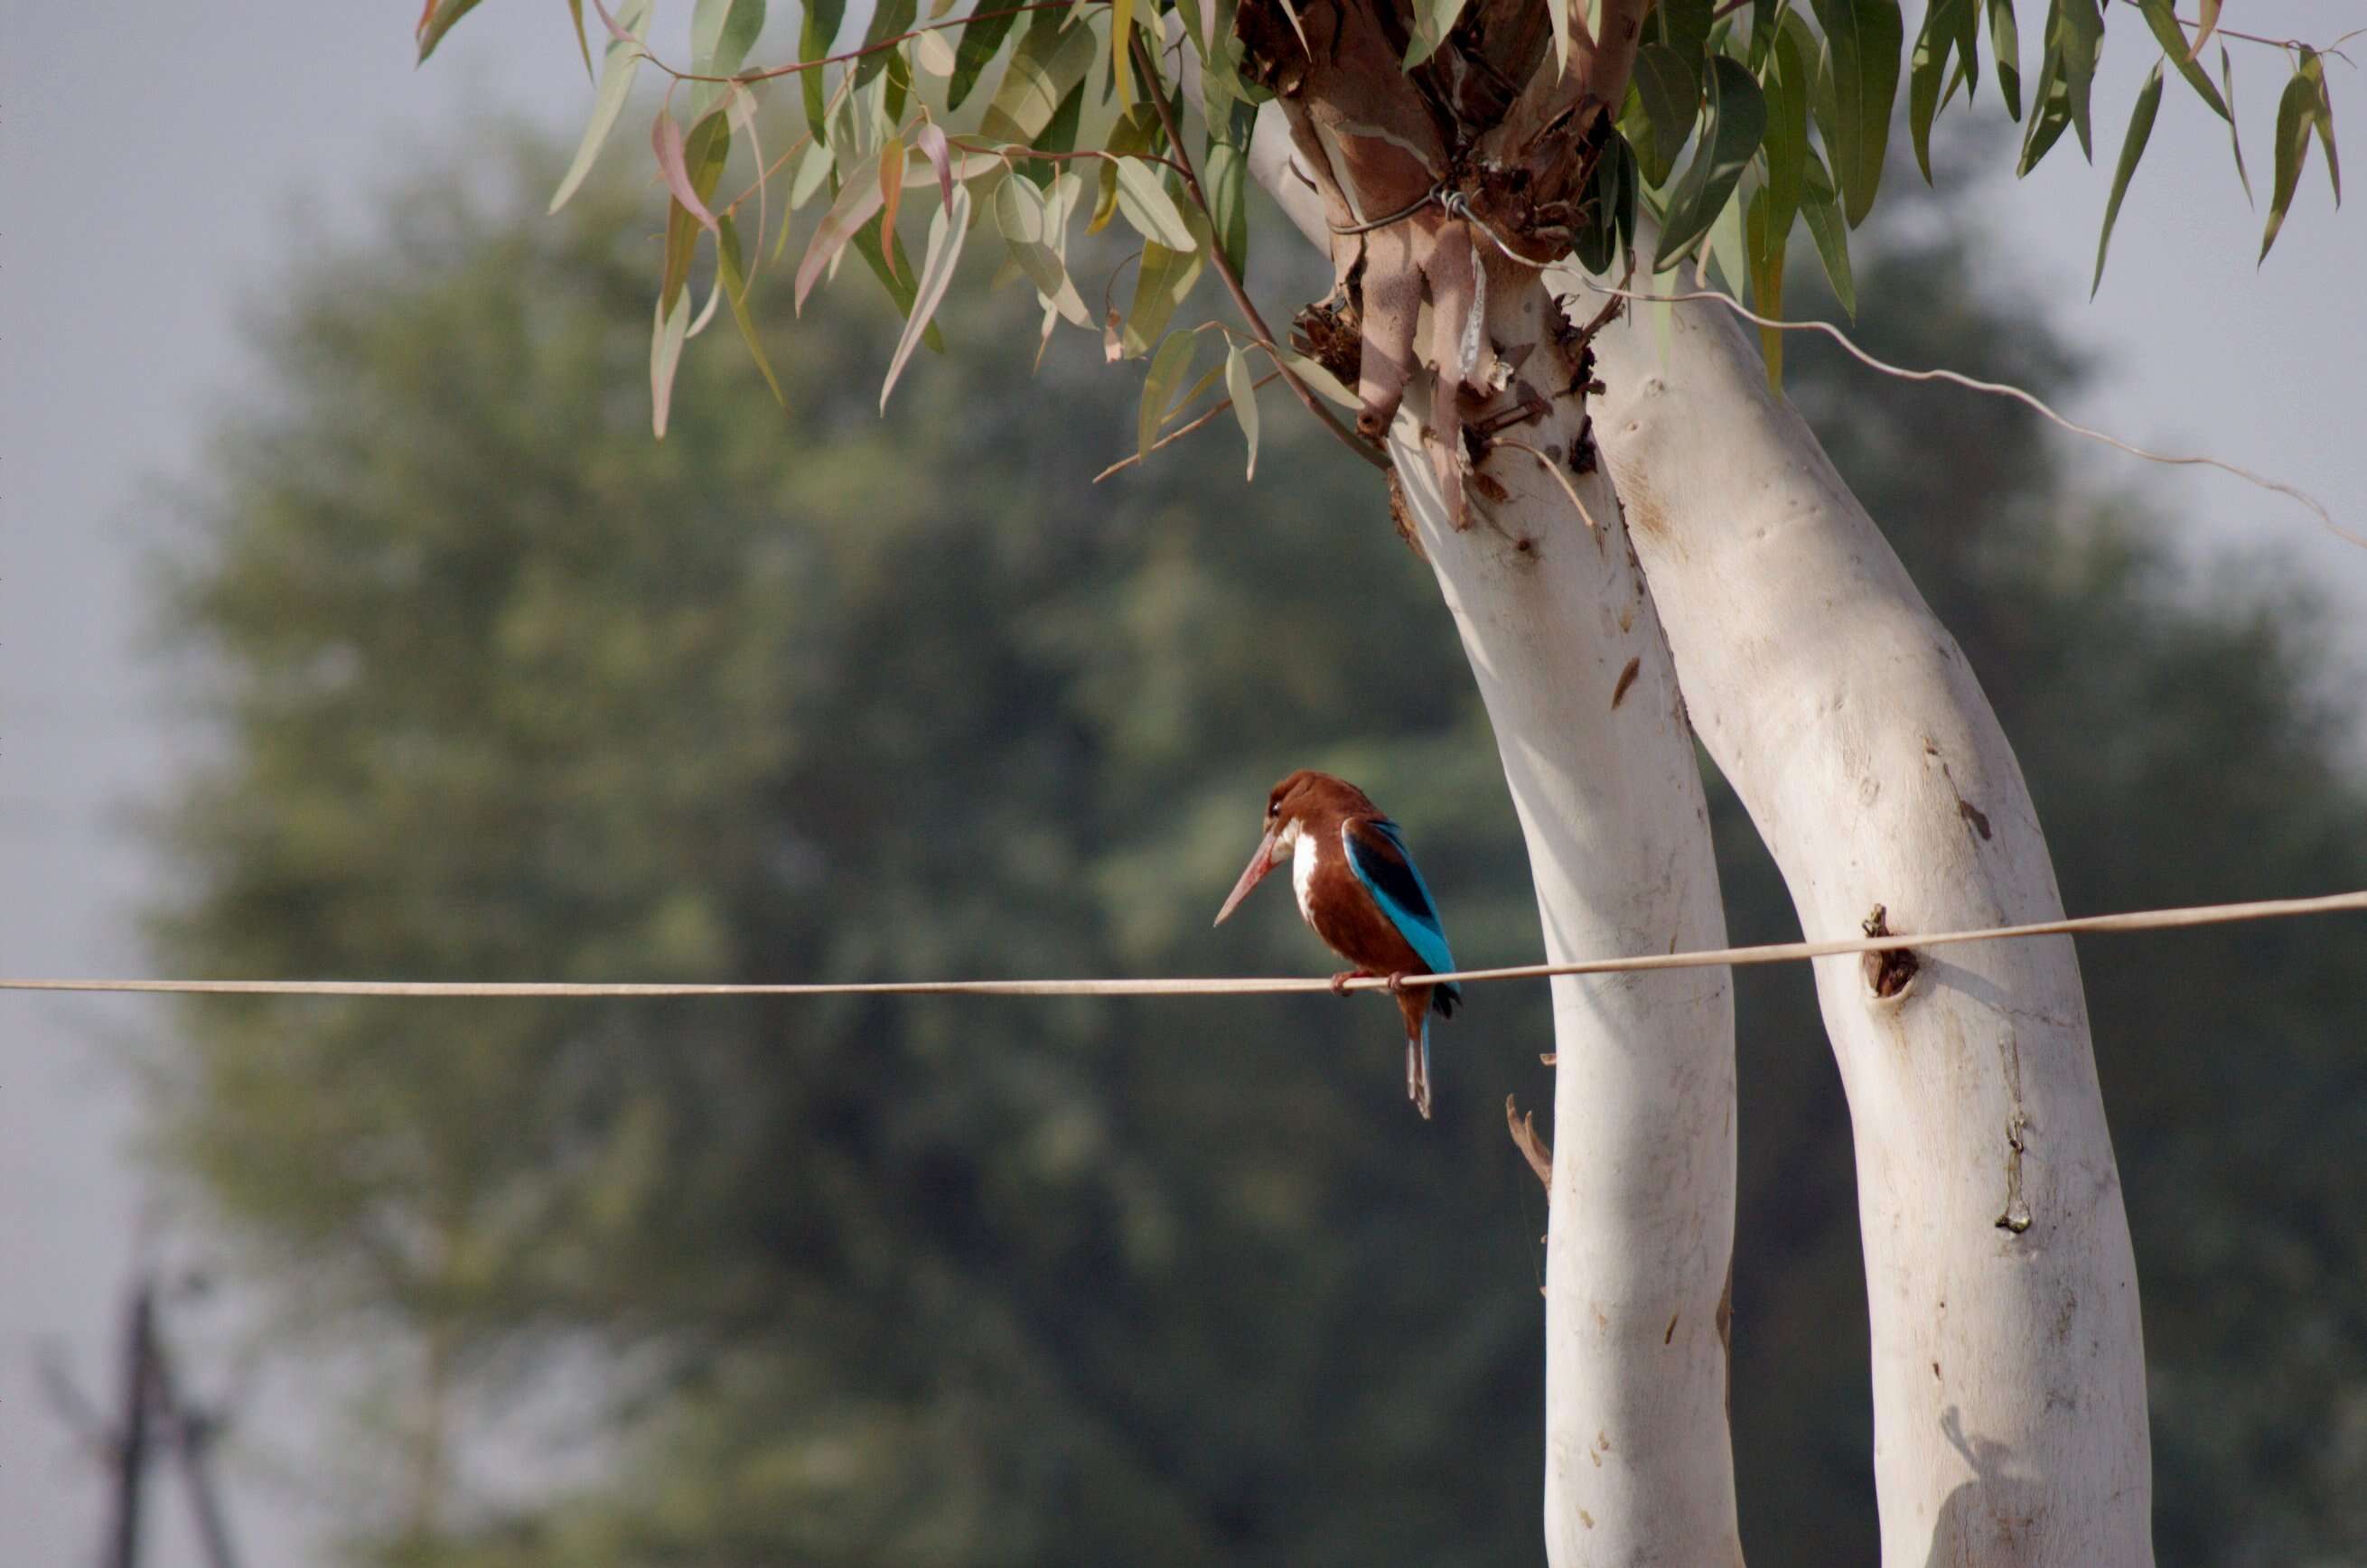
[415,0,2347,1561]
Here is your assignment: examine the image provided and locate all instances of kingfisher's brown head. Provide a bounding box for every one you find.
[1212,770,1379,925]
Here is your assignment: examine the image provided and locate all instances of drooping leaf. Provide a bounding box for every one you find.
[881,184,972,410]
[1572,135,1634,275]
[2092,59,2162,295]
[2016,37,2074,175]
[650,288,691,438]
[1631,44,1701,187]
[856,0,920,88]
[798,151,887,310]
[2304,51,2339,206]
[1656,56,1767,269]
[1138,331,1197,459]
[566,0,594,77]
[948,3,1021,109]
[880,135,912,280]
[1654,0,1713,64]
[800,0,847,136]
[850,217,943,352]
[1909,0,1975,182]
[2187,0,2221,61]
[1205,139,1250,281]
[2132,0,2228,120]
[654,109,724,235]
[2261,51,2335,261]
[659,114,734,313]
[915,27,957,73]
[551,0,653,213]
[1225,342,1260,480]
[716,215,788,406]
[2052,0,2106,160]
[1113,158,1197,250]
[1801,149,1856,316]
[1112,0,1140,107]
[688,0,768,123]
[980,14,1099,145]
[913,122,957,214]
[2221,45,2253,205]
[1701,181,1749,295]
[1404,0,1471,67]
[1808,0,1902,229]
[1761,19,1811,247]
[993,172,1090,323]
[1988,0,2022,120]
[416,0,486,62]
[1123,222,1209,359]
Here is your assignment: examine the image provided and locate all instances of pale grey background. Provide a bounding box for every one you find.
[4,4,2362,1563]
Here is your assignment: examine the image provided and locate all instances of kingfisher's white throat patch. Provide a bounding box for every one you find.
[1286,821,1319,922]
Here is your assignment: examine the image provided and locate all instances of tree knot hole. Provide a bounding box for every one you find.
[1861,904,1920,999]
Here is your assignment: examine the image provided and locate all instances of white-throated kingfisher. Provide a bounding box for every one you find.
[1212,770,1462,1118]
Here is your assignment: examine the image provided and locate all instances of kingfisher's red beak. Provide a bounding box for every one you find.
[1213,828,1281,926]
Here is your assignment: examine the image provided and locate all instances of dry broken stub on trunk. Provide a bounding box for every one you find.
[1860,904,1921,998]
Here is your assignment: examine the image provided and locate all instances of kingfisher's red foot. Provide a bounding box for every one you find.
[1383,971,1412,996]
[1329,969,1366,997]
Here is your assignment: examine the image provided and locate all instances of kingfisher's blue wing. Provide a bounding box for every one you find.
[1343,817,1459,1004]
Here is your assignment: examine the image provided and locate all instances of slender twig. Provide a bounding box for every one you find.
[627,1,1086,85]
[2111,0,2359,61]
[950,139,1193,182]
[1094,367,1286,481]
[1576,280,2358,548]
[1129,33,1389,471]
[1487,437,1600,530]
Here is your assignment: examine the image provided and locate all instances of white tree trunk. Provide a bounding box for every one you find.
[1249,107,2153,1568]
[1567,277,2154,1566]
[1389,360,1744,1568]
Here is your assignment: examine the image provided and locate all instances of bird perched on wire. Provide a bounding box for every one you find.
[1213,770,1461,1118]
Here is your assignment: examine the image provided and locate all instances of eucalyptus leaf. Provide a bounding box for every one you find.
[1631,44,1701,185]
[2091,59,2161,296]
[2133,0,2228,121]
[1205,139,1250,280]
[881,184,972,410]
[1808,0,1903,228]
[993,173,1090,323]
[1761,20,1811,246]
[1225,342,1260,481]
[688,0,768,123]
[856,0,919,88]
[1404,0,1470,67]
[1988,0,2022,120]
[2052,0,2106,160]
[800,0,847,136]
[1124,228,1208,359]
[1801,149,1856,317]
[2221,46,2253,205]
[416,0,487,62]
[1113,158,1198,249]
[550,0,653,213]
[650,288,691,439]
[948,4,1020,109]
[716,215,788,406]
[1909,0,1975,183]
[1138,331,1197,459]
[980,14,1098,145]
[1656,56,1767,269]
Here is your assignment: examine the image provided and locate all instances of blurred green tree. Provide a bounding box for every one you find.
[147,138,2365,1565]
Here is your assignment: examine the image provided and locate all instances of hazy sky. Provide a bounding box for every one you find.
[3,5,2361,1563]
